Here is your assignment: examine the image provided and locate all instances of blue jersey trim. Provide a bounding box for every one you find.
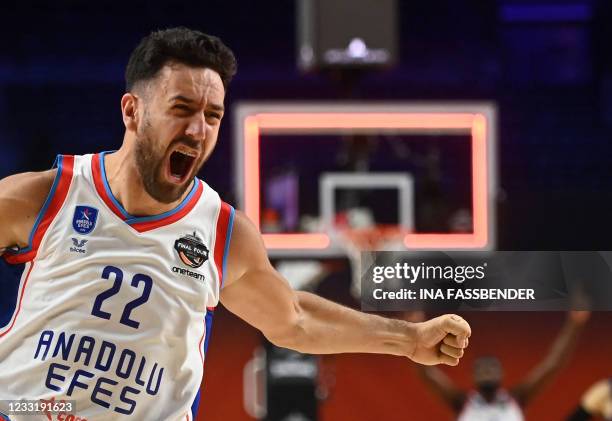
[99,151,200,224]
[10,155,64,256]
[221,206,235,288]
[204,309,215,354]
[190,389,202,421]
[124,181,199,224]
[99,151,130,219]
[191,308,216,421]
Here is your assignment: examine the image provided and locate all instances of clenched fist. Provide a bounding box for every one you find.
[409,314,471,366]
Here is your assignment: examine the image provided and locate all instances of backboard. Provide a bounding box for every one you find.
[233,102,497,260]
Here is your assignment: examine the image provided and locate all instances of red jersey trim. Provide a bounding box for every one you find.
[91,153,127,221]
[91,153,204,233]
[213,202,235,290]
[4,155,74,264]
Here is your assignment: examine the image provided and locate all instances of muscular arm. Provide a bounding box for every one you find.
[220,211,471,365]
[0,170,56,251]
[510,311,590,406]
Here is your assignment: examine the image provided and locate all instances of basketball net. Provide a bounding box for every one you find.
[332,225,407,299]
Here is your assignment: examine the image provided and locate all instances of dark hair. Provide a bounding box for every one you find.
[125,27,237,91]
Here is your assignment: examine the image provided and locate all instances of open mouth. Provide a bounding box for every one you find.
[168,150,196,183]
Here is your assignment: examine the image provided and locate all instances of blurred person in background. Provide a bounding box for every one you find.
[416,311,590,420]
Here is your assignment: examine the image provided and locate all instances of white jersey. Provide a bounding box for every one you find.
[458,390,523,421]
[0,152,235,421]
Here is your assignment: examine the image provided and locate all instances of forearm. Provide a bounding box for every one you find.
[541,321,583,370]
[273,291,417,357]
[513,318,585,404]
[222,214,470,365]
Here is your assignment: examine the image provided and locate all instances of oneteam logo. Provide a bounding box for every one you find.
[174,232,209,269]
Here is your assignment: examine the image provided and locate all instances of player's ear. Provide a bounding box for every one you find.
[121,92,139,132]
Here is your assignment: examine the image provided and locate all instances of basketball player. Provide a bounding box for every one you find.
[0,27,471,420]
[416,311,589,421]
[567,379,612,420]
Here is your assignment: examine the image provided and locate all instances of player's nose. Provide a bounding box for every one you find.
[185,112,206,141]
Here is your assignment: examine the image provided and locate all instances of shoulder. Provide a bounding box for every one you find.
[227,210,269,261]
[0,170,57,199]
[0,170,57,249]
[224,210,272,287]
[230,210,260,240]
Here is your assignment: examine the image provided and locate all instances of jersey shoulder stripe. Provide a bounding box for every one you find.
[4,155,74,264]
[91,151,128,219]
[213,201,235,292]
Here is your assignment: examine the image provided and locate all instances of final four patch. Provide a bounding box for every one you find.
[72,205,99,234]
[174,232,209,268]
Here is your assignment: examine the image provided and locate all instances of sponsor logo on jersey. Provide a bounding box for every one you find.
[70,238,88,254]
[174,232,209,268]
[72,206,99,234]
[172,266,206,282]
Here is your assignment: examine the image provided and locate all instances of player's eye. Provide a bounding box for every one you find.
[173,104,191,112]
[206,112,222,122]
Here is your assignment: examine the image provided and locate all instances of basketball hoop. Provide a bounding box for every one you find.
[331,224,408,299]
[334,225,406,252]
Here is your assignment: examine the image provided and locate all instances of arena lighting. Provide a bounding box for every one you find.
[236,104,497,252]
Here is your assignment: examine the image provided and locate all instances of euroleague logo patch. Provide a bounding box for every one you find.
[174,232,209,268]
[72,205,99,234]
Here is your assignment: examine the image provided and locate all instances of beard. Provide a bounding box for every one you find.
[134,121,200,204]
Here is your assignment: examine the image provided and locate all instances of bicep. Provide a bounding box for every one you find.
[219,211,301,341]
[0,177,16,248]
[220,266,300,341]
